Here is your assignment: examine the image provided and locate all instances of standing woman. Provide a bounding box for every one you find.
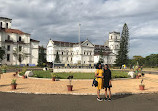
[95,63,103,101]
[103,64,112,101]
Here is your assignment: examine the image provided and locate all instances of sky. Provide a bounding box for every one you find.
[0,0,158,58]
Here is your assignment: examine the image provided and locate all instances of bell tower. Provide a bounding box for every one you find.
[0,17,12,29]
[108,31,120,55]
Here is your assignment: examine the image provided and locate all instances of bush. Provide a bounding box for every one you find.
[19,67,27,76]
[31,70,129,79]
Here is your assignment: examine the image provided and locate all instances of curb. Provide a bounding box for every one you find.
[1,91,158,96]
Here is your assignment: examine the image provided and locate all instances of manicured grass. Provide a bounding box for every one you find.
[29,70,129,79]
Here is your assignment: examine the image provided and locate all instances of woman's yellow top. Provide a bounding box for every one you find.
[96,69,103,90]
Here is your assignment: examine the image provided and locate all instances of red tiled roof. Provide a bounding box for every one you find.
[5,28,30,35]
[30,39,40,42]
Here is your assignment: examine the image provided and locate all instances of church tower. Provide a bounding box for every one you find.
[108,31,120,55]
[0,17,12,29]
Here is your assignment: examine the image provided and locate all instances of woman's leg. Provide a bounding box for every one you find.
[108,88,111,99]
[97,89,100,98]
[105,88,107,98]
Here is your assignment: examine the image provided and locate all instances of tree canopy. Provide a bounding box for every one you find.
[115,23,129,66]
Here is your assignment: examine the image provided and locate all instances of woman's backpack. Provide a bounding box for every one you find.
[92,78,98,87]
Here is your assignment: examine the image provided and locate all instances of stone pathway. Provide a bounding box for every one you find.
[0,72,158,95]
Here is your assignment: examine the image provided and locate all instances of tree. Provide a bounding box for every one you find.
[54,51,61,63]
[38,46,47,67]
[115,23,129,66]
[144,54,158,67]
[13,48,28,65]
[128,56,145,66]
[0,47,6,63]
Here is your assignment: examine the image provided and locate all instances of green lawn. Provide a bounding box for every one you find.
[25,70,129,79]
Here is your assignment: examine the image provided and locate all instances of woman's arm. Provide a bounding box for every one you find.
[109,69,112,85]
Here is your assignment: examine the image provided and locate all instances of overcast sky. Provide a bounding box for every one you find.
[1,0,158,58]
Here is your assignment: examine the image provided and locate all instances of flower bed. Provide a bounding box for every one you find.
[26,70,129,79]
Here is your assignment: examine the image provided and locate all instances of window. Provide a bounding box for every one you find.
[111,36,112,39]
[7,54,10,61]
[87,52,88,55]
[71,58,72,61]
[19,36,22,41]
[67,57,68,61]
[62,52,63,55]
[84,52,85,55]
[116,36,117,39]
[71,53,72,55]
[6,23,8,28]
[19,46,22,52]
[7,45,10,51]
[0,22,2,28]
[19,54,22,63]
[8,35,10,40]
[84,61,85,64]
[87,43,88,45]
[67,52,68,55]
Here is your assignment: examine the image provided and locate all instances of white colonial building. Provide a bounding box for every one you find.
[0,17,39,66]
[47,31,120,65]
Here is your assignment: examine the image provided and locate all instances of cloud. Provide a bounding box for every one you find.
[0,0,158,58]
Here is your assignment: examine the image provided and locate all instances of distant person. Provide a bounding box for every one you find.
[95,63,103,101]
[140,66,143,73]
[103,64,112,101]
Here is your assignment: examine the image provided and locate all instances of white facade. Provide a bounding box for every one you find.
[0,17,39,65]
[47,31,120,65]
[47,39,94,64]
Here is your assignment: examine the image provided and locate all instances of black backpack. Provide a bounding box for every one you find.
[92,78,98,87]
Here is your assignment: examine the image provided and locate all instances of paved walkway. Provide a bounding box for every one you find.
[0,92,158,111]
[0,72,158,95]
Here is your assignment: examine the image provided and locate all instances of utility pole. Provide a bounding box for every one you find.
[78,23,81,47]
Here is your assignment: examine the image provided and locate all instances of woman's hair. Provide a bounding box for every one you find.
[96,63,102,69]
[104,64,109,69]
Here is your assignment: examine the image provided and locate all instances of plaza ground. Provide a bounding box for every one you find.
[0,72,158,95]
[0,92,157,111]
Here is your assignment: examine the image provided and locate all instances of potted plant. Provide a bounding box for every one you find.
[135,71,139,79]
[139,79,145,90]
[13,71,18,77]
[11,79,17,90]
[1,65,7,73]
[51,73,56,81]
[67,75,73,91]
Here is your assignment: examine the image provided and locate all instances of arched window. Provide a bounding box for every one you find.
[19,36,22,41]
[6,23,8,28]
[0,22,2,28]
